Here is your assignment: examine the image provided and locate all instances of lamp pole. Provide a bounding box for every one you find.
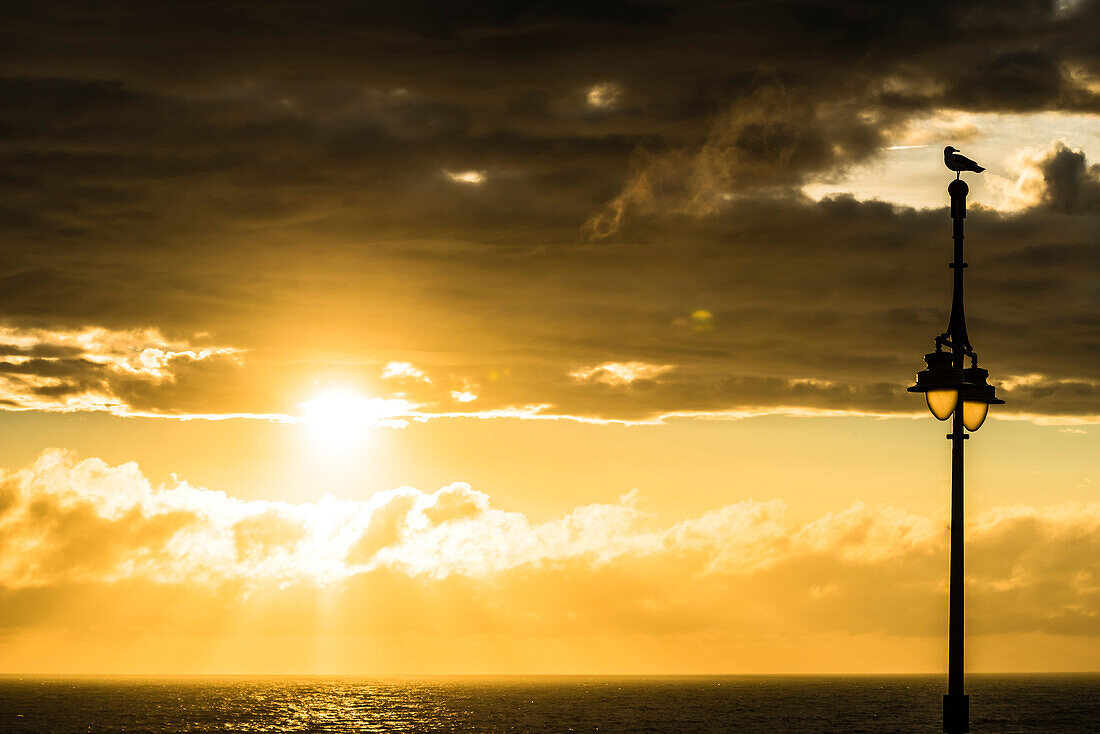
[907,176,1004,734]
[945,178,970,734]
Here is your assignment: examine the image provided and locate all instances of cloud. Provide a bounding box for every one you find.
[0,450,1096,642]
[946,50,1075,111]
[988,141,1100,212]
[1038,142,1100,213]
[0,2,1097,429]
[570,361,673,386]
[2,166,1097,427]
[584,80,883,237]
[585,82,623,110]
[444,169,486,185]
[380,361,431,382]
[0,325,255,419]
[880,110,980,148]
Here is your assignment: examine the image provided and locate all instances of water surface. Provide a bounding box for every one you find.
[1,674,1095,733]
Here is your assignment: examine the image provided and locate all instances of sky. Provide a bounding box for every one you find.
[0,0,1097,674]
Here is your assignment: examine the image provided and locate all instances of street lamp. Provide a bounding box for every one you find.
[907,177,1004,734]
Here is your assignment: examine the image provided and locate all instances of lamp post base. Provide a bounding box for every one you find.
[943,693,970,733]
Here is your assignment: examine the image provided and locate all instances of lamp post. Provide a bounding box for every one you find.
[907,178,1004,733]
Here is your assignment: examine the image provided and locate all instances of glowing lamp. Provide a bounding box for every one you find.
[959,366,1004,431]
[961,401,988,432]
[907,351,968,421]
[926,389,959,421]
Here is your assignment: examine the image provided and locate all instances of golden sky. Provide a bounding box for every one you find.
[0,0,1097,673]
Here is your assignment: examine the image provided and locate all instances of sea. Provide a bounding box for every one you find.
[0,674,1096,733]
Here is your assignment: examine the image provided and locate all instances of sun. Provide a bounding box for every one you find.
[299,390,414,450]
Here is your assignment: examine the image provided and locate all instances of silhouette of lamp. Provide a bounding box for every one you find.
[907,177,1004,734]
[908,350,967,420]
[959,366,1004,431]
[908,354,1004,429]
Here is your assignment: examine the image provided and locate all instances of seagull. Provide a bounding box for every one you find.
[943,146,984,178]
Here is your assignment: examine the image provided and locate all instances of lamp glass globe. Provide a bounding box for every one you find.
[962,400,989,432]
[926,389,958,421]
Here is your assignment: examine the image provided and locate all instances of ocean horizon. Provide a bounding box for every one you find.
[2,673,1096,732]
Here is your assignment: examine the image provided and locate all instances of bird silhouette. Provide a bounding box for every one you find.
[944,146,984,178]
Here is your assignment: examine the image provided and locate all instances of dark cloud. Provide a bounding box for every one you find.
[0,1,1096,422]
[368,195,1098,420]
[1038,142,1100,213]
[0,326,251,417]
[948,50,1074,111]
